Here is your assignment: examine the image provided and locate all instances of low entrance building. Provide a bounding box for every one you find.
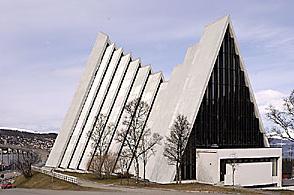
[196,148,282,187]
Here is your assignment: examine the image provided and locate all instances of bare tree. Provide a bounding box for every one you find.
[14,151,40,178]
[116,150,130,175]
[116,98,158,182]
[137,128,162,181]
[88,113,113,178]
[102,152,117,177]
[115,149,132,184]
[90,152,116,178]
[266,90,294,141]
[163,114,191,184]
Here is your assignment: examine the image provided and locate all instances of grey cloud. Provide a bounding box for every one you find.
[0,0,293,132]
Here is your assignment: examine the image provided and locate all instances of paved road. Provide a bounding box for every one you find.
[0,188,229,195]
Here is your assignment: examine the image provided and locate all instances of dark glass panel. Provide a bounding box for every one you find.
[181,26,265,180]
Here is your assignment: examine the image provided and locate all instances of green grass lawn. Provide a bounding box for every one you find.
[14,171,104,191]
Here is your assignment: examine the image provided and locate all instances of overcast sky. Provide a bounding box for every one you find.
[0,0,293,132]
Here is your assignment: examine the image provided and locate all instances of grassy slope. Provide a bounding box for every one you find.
[16,171,294,194]
[57,171,273,194]
[57,171,137,185]
[14,171,103,191]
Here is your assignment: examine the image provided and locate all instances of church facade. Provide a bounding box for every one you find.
[46,16,282,186]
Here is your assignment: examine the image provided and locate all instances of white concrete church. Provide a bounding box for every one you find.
[46,16,282,187]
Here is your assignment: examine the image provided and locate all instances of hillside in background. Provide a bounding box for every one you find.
[0,127,57,152]
[1,127,293,158]
[269,138,294,159]
[0,127,57,138]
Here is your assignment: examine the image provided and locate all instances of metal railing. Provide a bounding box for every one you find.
[32,166,79,184]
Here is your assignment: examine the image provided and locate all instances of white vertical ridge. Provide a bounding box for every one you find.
[78,54,131,170]
[110,66,151,172]
[98,60,140,163]
[59,44,115,168]
[126,72,163,175]
[69,48,123,169]
[46,33,109,168]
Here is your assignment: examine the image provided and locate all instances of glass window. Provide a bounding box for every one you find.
[181,26,264,180]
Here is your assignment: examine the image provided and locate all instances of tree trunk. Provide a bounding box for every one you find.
[179,163,182,184]
[143,160,146,181]
[135,158,139,183]
[99,153,102,179]
[176,161,179,184]
[28,165,32,177]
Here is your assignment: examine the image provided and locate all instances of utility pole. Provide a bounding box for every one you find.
[231,162,236,186]
[7,149,10,169]
[229,153,238,186]
[0,149,2,171]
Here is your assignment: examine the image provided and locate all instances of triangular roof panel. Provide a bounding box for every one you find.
[144,16,268,182]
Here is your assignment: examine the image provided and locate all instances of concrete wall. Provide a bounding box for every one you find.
[196,151,219,184]
[46,33,109,168]
[47,32,164,173]
[196,148,282,187]
[59,43,115,169]
[225,162,273,186]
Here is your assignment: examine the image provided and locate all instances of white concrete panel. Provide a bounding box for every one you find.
[140,73,163,103]
[108,66,151,165]
[59,44,115,168]
[225,162,272,186]
[145,16,230,183]
[141,82,168,130]
[195,151,218,184]
[105,60,140,126]
[124,72,163,176]
[96,60,140,157]
[183,44,198,65]
[68,48,122,169]
[78,54,131,170]
[46,33,108,167]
